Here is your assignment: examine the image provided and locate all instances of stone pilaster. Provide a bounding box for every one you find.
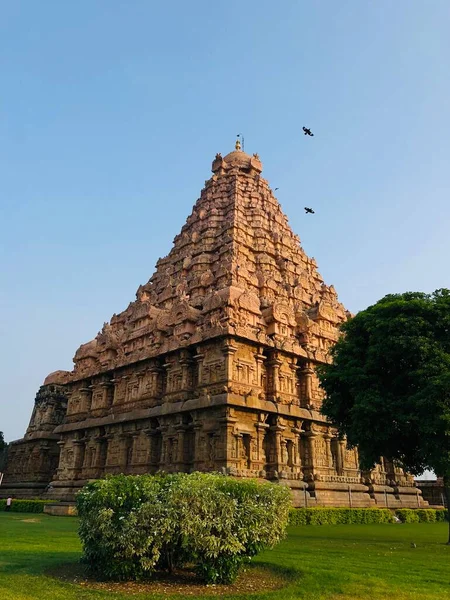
[302,363,314,408]
[255,421,269,475]
[222,341,237,381]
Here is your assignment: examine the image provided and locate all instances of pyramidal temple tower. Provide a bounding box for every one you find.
[3,141,424,508]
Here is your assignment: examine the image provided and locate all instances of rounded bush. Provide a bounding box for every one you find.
[76,474,175,581]
[76,472,292,584]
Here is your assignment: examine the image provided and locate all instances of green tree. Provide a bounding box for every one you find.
[318,290,450,542]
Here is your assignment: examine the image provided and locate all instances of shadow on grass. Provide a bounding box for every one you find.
[251,562,299,582]
[45,560,300,596]
[0,552,82,575]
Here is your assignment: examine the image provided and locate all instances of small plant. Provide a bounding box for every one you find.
[76,472,292,584]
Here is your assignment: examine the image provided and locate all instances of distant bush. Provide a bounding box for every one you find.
[288,507,449,526]
[76,473,291,584]
[289,507,394,526]
[416,508,436,522]
[395,509,420,523]
[435,509,448,522]
[396,508,448,523]
[0,499,48,513]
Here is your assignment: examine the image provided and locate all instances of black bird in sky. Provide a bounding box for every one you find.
[303,126,314,137]
[304,207,315,214]
[274,187,279,190]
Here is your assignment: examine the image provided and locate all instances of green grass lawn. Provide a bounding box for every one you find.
[0,512,450,599]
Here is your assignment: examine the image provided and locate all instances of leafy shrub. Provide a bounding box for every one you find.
[395,508,448,523]
[289,507,450,526]
[171,474,291,583]
[0,499,48,513]
[416,508,436,522]
[395,509,420,523]
[77,474,175,581]
[76,473,291,584]
[288,508,308,526]
[289,507,394,526]
[436,509,448,522]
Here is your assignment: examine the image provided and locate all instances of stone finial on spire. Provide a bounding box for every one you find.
[212,137,263,174]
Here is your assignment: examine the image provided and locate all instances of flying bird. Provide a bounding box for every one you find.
[304,207,315,214]
[303,127,314,137]
[274,187,279,190]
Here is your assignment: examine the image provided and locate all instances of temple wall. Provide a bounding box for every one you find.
[1,341,424,508]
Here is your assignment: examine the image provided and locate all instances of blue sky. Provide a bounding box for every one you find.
[1,1,449,442]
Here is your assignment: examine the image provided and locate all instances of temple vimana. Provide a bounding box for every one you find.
[2,141,426,508]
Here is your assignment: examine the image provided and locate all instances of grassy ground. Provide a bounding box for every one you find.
[0,512,449,599]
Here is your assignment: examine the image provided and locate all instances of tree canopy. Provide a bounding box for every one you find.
[319,290,450,482]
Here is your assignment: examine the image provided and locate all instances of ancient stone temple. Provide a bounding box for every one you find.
[2,141,425,508]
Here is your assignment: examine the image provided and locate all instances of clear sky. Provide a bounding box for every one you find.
[1,1,449,443]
